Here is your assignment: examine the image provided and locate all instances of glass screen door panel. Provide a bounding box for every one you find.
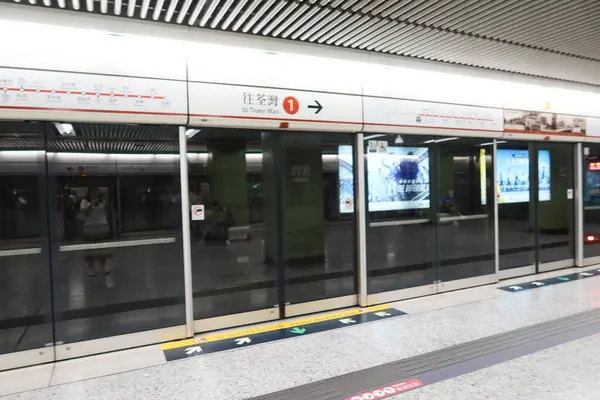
[497,142,536,274]
[47,123,186,347]
[537,142,575,266]
[365,134,436,296]
[280,132,357,313]
[435,137,495,285]
[0,122,54,369]
[583,144,600,261]
[187,128,279,325]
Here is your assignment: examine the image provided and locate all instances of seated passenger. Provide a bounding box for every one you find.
[205,202,234,245]
[440,190,460,226]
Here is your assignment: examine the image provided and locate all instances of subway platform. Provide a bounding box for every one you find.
[2,266,600,400]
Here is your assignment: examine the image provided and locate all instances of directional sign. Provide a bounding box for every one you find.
[375,311,391,317]
[161,306,406,362]
[185,346,202,355]
[498,268,600,293]
[308,100,323,114]
[235,337,251,345]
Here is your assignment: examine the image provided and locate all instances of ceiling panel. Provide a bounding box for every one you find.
[4,0,600,85]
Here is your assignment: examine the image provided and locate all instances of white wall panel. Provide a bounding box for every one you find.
[188,82,362,132]
[187,44,364,95]
[0,18,187,81]
[363,96,503,138]
[0,67,187,124]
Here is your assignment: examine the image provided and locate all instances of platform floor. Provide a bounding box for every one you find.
[2,266,600,399]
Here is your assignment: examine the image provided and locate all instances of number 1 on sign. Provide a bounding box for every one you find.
[283,96,299,115]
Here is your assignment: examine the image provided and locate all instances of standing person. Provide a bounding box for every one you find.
[78,186,112,277]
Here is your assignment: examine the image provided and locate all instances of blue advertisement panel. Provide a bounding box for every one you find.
[338,145,430,214]
[497,149,551,204]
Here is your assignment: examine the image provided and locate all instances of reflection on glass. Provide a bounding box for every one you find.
[583,144,600,259]
[49,124,185,344]
[282,132,356,305]
[0,122,53,355]
[537,143,574,264]
[188,130,279,319]
[436,138,495,282]
[498,142,535,270]
[366,135,435,294]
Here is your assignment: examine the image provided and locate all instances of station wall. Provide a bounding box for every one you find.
[0,2,599,138]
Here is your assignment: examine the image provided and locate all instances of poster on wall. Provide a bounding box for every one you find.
[496,149,551,204]
[338,145,430,214]
[504,110,587,134]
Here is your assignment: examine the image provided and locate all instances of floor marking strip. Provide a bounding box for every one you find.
[161,306,405,361]
[497,267,600,293]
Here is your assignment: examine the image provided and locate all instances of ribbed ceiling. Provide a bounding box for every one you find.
[5,0,600,85]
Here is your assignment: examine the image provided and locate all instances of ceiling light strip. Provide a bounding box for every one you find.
[341,18,389,47]
[200,0,222,27]
[330,16,377,45]
[316,13,361,43]
[100,0,108,13]
[272,4,310,37]
[359,22,407,49]
[152,0,166,19]
[85,0,93,11]
[261,2,299,35]
[250,0,287,34]
[307,12,351,42]
[220,0,248,29]
[232,0,262,31]
[242,0,277,33]
[175,0,193,23]
[71,0,79,9]
[127,0,137,17]
[165,0,181,22]
[211,0,234,27]
[187,0,208,25]
[298,9,339,40]
[140,0,151,18]
[114,0,122,14]
[282,6,321,38]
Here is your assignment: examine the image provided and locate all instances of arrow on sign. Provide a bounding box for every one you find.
[234,337,251,346]
[339,318,356,324]
[509,286,523,291]
[308,100,323,114]
[557,277,570,281]
[290,327,306,334]
[184,346,202,355]
[532,282,545,286]
[375,311,391,317]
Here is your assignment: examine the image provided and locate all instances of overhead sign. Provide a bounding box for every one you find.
[191,204,205,221]
[161,305,405,362]
[504,110,587,136]
[0,67,187,123]
[363,97,503,135]
[187,82,362,132]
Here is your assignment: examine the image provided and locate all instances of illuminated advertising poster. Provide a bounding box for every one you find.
[366,146,430,212]
[480,148,487,205]
[338,145,355,214]
[338,145,431,213]
[496,149,551,204]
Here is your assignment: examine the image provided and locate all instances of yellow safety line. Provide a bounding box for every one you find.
[161,304,391,350]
